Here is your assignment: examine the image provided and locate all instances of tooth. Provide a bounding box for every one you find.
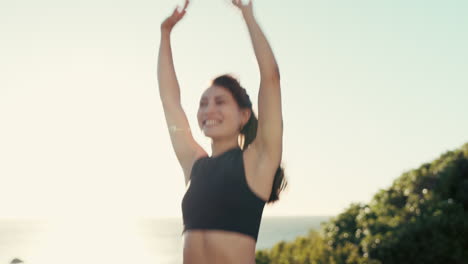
[205,120,219,126]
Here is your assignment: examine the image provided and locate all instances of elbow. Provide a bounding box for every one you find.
[273,65,281,81]
[261,65,281,83]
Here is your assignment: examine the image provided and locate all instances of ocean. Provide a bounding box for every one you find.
[0,216,329,264]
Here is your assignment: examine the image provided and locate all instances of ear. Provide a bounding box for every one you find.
[242,108,252,126]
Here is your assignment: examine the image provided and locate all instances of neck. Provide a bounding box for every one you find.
[210,140,240,157]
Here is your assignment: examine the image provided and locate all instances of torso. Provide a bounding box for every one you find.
[181,142,276,264]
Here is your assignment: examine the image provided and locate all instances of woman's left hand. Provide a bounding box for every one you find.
[231,0,254,17]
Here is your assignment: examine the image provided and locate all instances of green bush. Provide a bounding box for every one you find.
[256,143,468,264]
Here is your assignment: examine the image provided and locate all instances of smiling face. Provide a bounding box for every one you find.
[197,85,250,140]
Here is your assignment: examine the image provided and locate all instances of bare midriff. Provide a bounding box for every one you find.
[182,229,257,264]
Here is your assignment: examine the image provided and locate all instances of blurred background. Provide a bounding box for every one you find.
[1,0,466,263]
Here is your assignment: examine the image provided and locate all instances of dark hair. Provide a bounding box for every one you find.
[212,74,288,204]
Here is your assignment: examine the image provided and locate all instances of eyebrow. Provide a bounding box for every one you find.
[200,95,227,101]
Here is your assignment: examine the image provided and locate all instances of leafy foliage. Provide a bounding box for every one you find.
[256,143,468,264]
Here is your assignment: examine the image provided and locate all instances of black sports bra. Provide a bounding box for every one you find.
[181,146,266,241]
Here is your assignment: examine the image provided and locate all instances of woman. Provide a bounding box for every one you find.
[157,0,287,263]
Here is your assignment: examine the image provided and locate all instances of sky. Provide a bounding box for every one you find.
[0,0,467,219]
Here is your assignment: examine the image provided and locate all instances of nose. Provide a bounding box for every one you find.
[201,101,217,114]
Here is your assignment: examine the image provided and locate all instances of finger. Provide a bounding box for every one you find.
[182,0,189,11]
[176,5,187,17]
[175,6,185,18]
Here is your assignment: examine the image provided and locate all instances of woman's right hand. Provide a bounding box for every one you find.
[161,0,190,33]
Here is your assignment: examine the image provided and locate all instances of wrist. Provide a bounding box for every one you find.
[242,11,255,22]
[160,26,173,36]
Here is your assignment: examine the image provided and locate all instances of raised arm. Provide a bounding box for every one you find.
[232,0,283,161]
[158,0,189,106]
[158,0,206,185]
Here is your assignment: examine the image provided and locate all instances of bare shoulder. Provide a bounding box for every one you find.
[245,140,282,171]
[243,140,282,202]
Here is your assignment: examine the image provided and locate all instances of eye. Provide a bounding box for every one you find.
[216,101,225,105]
